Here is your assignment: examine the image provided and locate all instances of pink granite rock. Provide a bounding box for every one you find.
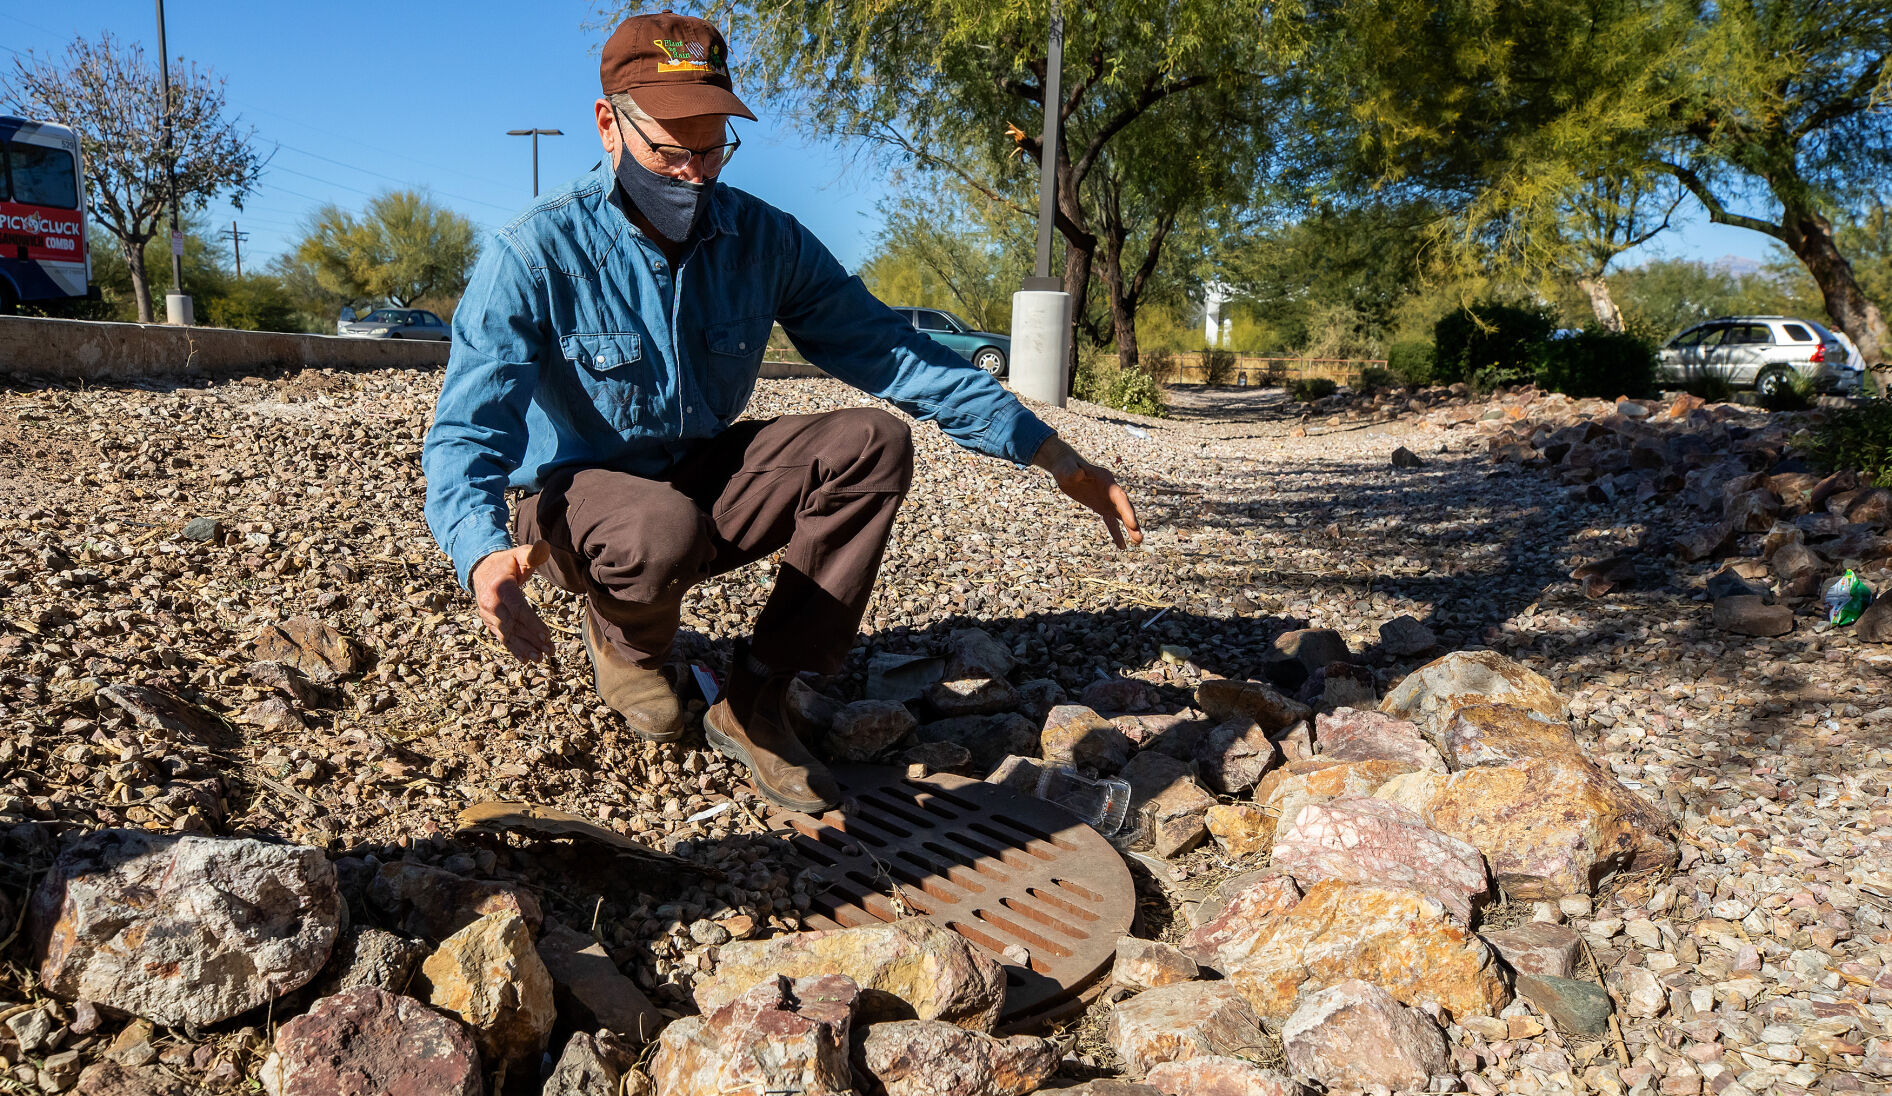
[1482,922,1583,978]
[854,1019,1059,1096]
[1314,708,1445,771]
[652,974,858,1096]
[1268,796,1488,924]
[1144,1056,1305,1096]
[1106,982,1268,1077]
[261,986,481,1096]
[1280,979,1449,1092]
[1179,874,1302,972]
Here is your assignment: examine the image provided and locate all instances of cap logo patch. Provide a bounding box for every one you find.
[655,37,727,74]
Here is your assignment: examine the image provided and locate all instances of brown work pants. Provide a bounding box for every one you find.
[514,407,914,673]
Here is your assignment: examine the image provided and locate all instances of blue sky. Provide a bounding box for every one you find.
[2,1,1777,278]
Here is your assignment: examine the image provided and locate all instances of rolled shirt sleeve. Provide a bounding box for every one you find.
[773,214,1056,467]
[423,238,546,589]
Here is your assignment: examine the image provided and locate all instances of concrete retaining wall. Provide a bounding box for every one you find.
[0,315,831,383]
[0,315,449,382]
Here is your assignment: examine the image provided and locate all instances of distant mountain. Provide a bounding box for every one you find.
[1709,254,1763,278]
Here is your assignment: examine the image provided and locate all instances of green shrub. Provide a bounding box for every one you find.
[1760,371,1820,412]
[1534,330,1659,400]
[1813,400,1892,486]
[1386,340,1435,385]
[1263,359,1288,387]
[1144,348,1178,384]
[1432,301,1555,386]
[1677,364,1739,403]
[1201,346,1237,386]
[1287,377,1339,402]
[1354,365,1399,395]
[1074,351,1169,417]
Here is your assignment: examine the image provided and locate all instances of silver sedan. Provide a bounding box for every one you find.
[337,308,451,341]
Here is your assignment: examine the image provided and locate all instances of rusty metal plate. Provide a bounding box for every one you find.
[765,764,1135,1026]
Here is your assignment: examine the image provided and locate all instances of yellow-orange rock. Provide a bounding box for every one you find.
[1376,757,1677,899]
[1255,758,1416,843]
[1442,703,1587,769]
[1204,804,1271,859]
[1195,679,1310,732]
[1379,651,1567,744]
[1225,881,1510,1023]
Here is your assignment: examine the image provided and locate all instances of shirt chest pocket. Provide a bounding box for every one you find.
[560,332,646,428]
[703,316,771,423]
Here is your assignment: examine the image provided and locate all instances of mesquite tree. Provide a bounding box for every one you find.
[5,33,266,322]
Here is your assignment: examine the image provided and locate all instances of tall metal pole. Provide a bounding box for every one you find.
[156,0,184,303]
[1031,0,1064,285]
[507,129,563,198]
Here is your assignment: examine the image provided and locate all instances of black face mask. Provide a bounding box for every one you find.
[613,116,710,244]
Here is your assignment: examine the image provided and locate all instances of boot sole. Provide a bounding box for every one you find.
[703,705,835,814]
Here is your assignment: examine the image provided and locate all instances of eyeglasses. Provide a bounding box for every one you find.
[616,111,740,174]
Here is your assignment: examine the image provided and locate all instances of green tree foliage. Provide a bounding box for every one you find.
[5,32,268,323]
[292,190,479,309]
[649,0,1288,372]
[87,216,304,331]
[858,185,1032,333]
[1536,329,1659,399]
[1314,0,1892,377]
[1611,258,1822,344]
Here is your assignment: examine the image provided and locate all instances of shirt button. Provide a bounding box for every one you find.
[738,341,747,350]
[686,406,695,414]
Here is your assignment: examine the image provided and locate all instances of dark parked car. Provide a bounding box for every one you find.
[338,308,451,341]
[893,306,1010,377]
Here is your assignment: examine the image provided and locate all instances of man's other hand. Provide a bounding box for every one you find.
[472,543,555,662]
[1032,434,1143,550]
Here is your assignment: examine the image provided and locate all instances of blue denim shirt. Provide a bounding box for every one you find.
[423,160,1055,589]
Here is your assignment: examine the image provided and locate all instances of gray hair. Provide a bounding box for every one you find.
[608,92,654,126]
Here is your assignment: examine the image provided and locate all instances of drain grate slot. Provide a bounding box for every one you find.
[765,764,1135,1025]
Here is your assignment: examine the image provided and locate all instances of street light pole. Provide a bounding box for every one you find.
[1009,0,1071,406]
[506,128,563,197]
[156,0,190,325]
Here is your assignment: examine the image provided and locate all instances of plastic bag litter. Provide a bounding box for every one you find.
[1825,570,1873,626]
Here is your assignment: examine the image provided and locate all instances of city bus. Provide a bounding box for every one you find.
[0,116,93,310]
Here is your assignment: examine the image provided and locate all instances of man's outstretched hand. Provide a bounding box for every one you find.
[1033,434,1143,549]
[471,542,554,663]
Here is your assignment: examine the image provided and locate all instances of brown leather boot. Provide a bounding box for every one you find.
[583,610,683,743]
[703,643,838,812]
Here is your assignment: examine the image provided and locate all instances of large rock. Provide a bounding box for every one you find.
[310,927,430,998]
[1379,651,1568,745]
[1313,708,1444,771]
[1254,758,1417,845]
[1280,979,1449,1093]
[75,1061,207,1095]
[1121,754,1217,858]
[1113,938,1201,990]
[537,920,664,1046]
[1378,615,1440,658]
[1376,756,1677,898]
[368,860,542,942]
[260,986,481,1096]
[1269,796,1488,924]
[1224,881,1510,1022]
[1713,595,1795,637]
[855,1019,1059,1096]
[251,616,365,681]
[1193,718,1281,794]
[1195,679,1310,731]
[695,918,1005,1031]
[1483,922,1582,978]
[1271,629,1351,674]
[1203,804,1271,859]
[1855,595,1892,643]
[1516,973,1613,1035]
[421,910,556,1065]
[1442,703,1587,769]
[925,677,1022,718]
[32,831,340,1026]
[1143,1057,1305,1096]
[1106,982,1269,1077]
[945,627,1016,681]
[1040,704,1134,774]
[1179,874,1302,972]
[652,974,857,1096]
[915,714,1039,772]
[827,700,918,763]
[542,1032,623,1096]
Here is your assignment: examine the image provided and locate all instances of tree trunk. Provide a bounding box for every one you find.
[1577,275,1625,332]
[1781,206,1891,388]
[1100,228,1139,374]
[123,236,155,324]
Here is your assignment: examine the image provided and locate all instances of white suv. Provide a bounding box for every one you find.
[1657,316,1860,396]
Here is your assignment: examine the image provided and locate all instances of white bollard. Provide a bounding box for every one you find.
[164,293,194,326]
[1009,289,1072,407]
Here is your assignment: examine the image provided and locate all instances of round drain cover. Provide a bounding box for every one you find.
[764,764,1136,1026]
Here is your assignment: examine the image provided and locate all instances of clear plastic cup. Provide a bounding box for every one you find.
[1034,765,1132,836]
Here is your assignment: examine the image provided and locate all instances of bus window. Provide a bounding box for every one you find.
[9,143,79,209]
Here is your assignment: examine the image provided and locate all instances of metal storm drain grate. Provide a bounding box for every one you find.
[763,764,1136,1027]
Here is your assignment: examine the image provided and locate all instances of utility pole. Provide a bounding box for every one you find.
[156,0,191,325]
[220,220,250,278]
[506,128,563,197]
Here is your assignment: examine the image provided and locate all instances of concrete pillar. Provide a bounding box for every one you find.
[1009,290,1072,407]
[164,294,194,327]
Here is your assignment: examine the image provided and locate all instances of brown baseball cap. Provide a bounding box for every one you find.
[600,11,756,121]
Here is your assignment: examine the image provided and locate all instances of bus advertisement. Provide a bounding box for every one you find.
[0,116,93,310]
